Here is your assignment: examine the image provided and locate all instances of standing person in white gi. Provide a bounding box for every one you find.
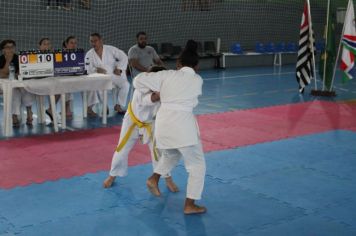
[0,39,34,127]
[85,33,129,116]
[134,43,206,214]
[128,31,164,78]
[103,66,178,192]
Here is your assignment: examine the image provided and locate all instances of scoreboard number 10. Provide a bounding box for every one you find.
[56,52,77,63]
[53,49,85,76]
[64,53,77,61]
[38,54,52,63]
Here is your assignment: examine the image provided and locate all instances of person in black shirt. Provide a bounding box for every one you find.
[0,40,19,77]
[0,39,34,127]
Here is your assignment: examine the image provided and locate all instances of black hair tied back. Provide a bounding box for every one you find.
[178,40,199,68]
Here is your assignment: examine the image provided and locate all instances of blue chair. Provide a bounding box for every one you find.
[255,42,265,53]
[160,43,174,58]
[275,42,286,52]
[149,43,159,54]
[286,42,297,52]
[231,43,243,54]
[264,42,275,53]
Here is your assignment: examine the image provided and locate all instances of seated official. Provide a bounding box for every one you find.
[0,39,34,127]
[85,33,130,116]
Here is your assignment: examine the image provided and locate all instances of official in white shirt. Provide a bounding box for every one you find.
[133,44,206,215]
[102,66,178,193]
[85,33,129,116]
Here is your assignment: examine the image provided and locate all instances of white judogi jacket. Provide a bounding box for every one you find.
[128,87,160,143]
[109,87,160,177]
[130,88,159,124]
[85,45,129,107]
[133,67,203,149]
[85,45,128,79]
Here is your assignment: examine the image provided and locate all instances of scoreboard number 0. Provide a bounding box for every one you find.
[20,55,28,64]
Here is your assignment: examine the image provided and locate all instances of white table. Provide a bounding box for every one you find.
[1,74,112,137]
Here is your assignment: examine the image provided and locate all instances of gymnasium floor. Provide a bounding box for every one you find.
[1,65,356,235]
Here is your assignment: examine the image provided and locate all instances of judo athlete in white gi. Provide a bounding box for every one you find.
[134,46,207,215]
[103,66,179,192]
[85,33,130,116]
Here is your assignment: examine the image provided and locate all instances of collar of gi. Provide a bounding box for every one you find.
[179,66,195,74]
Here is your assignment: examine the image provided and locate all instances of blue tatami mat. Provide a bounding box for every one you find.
[1,130,356,235]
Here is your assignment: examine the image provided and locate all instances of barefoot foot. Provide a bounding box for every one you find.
[184,204,207,215]
[184,198,207,215]
[103,176,115,188]
[146,178,161,196]
[165,176,179,193]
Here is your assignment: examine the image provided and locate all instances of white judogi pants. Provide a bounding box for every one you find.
[155,141,206,200]
[109,115,167,177]
[12,88,34,115]
[88,75,130,108]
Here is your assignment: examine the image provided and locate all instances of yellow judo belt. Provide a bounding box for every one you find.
[115,103,159,161]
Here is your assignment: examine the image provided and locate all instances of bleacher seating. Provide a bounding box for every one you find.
[160,43,174,59]
[158,40,222,68]
[148,43,159,54]
[204,41,216,55]
[231,43,243,54]
[196,41,205,57]
[264,42,275,53]
[172,45,182,59]
[222,41,300,68]
[275,42,286,52]
[255,42,265,53]
[286,42,298,52]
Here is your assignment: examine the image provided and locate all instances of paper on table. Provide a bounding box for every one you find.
[87,73,109,77]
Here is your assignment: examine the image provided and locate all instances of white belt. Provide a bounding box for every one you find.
[160,102,193,112]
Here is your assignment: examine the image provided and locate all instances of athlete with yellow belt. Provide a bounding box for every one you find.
[103,66,178,193]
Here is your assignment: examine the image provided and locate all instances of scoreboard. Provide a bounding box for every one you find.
[18,49,86,79]
[54,49,85,76]
[19,50,54,78]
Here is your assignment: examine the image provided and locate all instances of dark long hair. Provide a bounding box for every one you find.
[178,40,199,68]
